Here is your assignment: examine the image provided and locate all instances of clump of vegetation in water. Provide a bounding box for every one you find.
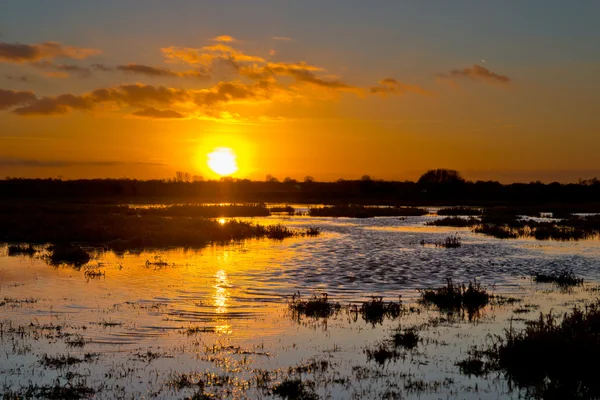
[7,244,37,256]
[420,235,462,248]
[288,293,341,319]
[420,279,490,312]
[47,244,91,267]
[437,207,482,216]
[392,328,420,350]
[464,302,600,398]
[272,378,318,400]
[426,217,480,227]
[355,296,403,325]
[364,342,402,365]
[533,269,583,288]
[308,205,428,218]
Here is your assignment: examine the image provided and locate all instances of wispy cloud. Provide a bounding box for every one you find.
[370,78,430,96]
[272,36,292,41]
[438,64,510,85]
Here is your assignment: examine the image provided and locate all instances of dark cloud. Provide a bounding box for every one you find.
[13,93,93,115]
[0,41,101,63]
[33,61,92,78]
[116,63,208,79]
[0,89,37,110]
[132,107,185,119]
[439,64,510,85]
[11,83,191,116]
[90,64,113,72]
[0,157,166,167]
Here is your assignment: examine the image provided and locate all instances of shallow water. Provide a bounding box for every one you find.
[1,213,599,398]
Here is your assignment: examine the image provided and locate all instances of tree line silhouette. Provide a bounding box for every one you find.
[2,169,600,206]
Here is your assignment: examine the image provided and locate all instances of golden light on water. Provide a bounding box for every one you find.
[207,147,238,176]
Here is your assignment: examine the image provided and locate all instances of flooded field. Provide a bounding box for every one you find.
[1,210,600,399]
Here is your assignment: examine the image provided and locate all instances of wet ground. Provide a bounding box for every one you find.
[1,210,599,399]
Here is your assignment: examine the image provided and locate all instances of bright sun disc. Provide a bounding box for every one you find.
[207,148,238,176]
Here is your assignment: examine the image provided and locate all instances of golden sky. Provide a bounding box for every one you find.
[1,1,600,182]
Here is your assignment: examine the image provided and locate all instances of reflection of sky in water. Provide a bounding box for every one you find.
[1,214,600,398]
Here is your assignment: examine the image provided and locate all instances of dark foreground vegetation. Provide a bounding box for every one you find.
[460,301,600,399]
[0,203,320,256]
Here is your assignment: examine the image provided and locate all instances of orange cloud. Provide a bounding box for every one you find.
[370,78,430,96]
[212,35,236,43]
[0,89,37,109]
[0,41,101,63]
[440,64,510,85]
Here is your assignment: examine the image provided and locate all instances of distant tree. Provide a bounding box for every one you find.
[266,174,279,183]
[417,169,465,185]
[283,177,297,184]
[361,175,372,181]
[304,176,315,183]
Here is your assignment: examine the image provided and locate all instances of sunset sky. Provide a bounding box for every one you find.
[1,1,599,182]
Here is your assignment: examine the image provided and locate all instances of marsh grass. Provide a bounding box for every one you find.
[437,207,482,216]
[0,203,320,253]
[420,279,490,312]
[533,269,583,288]
[289,293,341,319]
[420,235,462,248]
[474,302,600,398]
[47,244,91,267]
[269,206,295,215]
[272,378,318,400]
[474,224,519,239]
[7,244,37,256]
[1,380,96,400]
[356,296,403,325]
[308,205,427,218]
[426,217,479,227]
[364,342,402,365]
[392,328,420,349]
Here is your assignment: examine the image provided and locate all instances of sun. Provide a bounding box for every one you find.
[207,147,238,176]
